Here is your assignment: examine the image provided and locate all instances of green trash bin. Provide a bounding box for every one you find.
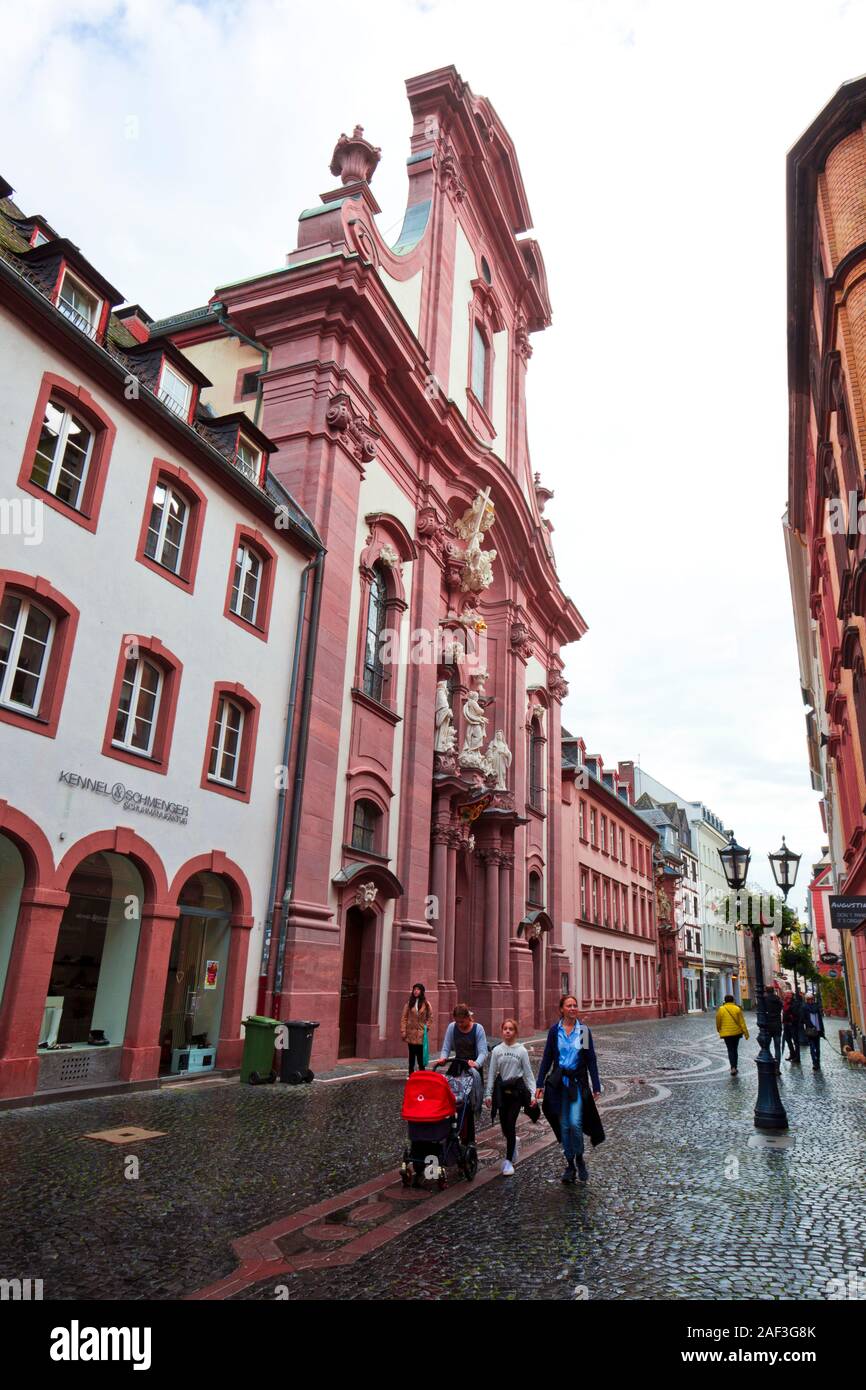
[240,1015,280,1084]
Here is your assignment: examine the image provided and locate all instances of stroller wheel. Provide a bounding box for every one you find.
[437,1171,447,1192]
[400,1168,412,1187]
[463,1145,478,1182]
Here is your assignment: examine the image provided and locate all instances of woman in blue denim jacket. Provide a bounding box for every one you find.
[535,994,604,1184]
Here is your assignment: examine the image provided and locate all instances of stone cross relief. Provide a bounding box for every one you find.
[455,489,497,594]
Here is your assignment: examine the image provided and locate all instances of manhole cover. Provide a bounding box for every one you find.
[83,1127,166,1145]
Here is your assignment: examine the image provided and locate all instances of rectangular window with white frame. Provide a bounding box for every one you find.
[112,657,162,755]
[230,543,262,624]
[145,481,188,574]
[208,697,244,786]
[235,437,261,483]
[30,399,94,510]
[158,362,193,420]
[0,594,54,714]
[56,272,101,339]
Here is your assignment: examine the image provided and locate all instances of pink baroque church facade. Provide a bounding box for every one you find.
[165,68,586,1064]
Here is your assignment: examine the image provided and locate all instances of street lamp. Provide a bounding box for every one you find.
[717,831,798,1132]
[718,832,751,891]
[768,837,802,903]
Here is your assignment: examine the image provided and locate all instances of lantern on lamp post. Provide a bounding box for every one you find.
[717,832,797,1132]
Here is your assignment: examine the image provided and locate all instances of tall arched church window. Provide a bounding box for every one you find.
[363,565,388,702]
[471,322,488,408]
[529,716,544,810]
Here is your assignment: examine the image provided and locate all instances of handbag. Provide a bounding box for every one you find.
[804,1023,820,1040]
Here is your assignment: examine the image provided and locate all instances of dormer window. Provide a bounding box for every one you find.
[31,229,49,248]
[158,362,193,420]
[56,272,100,339]
[235,437,261,484]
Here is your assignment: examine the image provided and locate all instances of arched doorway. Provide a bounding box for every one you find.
[528,934,546,1030]
[45,852,142,1050]
[159,872,231,1073]
[0,835,25,1017]
[338,905,377,1059]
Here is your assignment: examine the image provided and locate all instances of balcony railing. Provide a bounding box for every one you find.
[56,296,98,340]
[158,388,190,420]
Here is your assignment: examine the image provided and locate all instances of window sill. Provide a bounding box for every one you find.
[225,607,269,643]
[341,844,392,866]
[202,774,252,803]
[103,742,168,776]
[136,550,195,594]
[18,476,97,533]
[0,703,55,738]
[351,687,401,726]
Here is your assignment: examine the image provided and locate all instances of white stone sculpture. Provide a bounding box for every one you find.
[434,679,456,753]
[485,729,512,790]
[459,689,488,770]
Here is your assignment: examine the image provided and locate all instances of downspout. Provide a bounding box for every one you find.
[271,548,325,1017]
[211,302,268,429]
[258,554,314,1013]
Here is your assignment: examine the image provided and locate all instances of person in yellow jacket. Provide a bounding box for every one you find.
[716,993,749,1075]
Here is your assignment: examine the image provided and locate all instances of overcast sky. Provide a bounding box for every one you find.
[5,0,865,915]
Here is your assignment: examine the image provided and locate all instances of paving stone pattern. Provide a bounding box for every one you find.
[1,1016,864,1300]
[234,1016,866,1301]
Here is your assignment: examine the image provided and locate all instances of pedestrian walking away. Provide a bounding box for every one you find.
[433,1003,488,1144]
[484,1018,540,1175]
[400,982,432,1075]
[535,994,604,1185]
[782,990,802,1065]
[763,986,784,1072]
[716,994,749,1075]
[801,991,826,1070]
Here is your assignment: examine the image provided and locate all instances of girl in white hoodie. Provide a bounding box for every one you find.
[484,1019,538,1175]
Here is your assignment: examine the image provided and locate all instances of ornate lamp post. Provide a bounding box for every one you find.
[718,832,798,1132]
[768,837,802,903]
[778,917,799,997]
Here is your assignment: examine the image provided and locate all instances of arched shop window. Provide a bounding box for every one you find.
[43,852,143,1050]
[159,872,232,1075]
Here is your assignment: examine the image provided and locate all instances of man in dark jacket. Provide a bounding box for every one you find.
[800,992,826,1070]
[783,992,802,1065]
[763,988,784,1072]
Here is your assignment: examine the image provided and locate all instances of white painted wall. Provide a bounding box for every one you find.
[0,308,308,1024]
[491,327,509,458]
[448,221,476,407]
[322,456,416,1035]
[378,267,423,341]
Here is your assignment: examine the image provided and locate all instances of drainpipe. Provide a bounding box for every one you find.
[211,302,269,429]
[271,548,325,1018]
[258,555,315,1012]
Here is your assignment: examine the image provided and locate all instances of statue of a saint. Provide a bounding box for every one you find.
[460,690,487,764]
[485,729,512,790]
[434,680,456,753]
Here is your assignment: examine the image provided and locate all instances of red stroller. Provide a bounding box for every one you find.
[399,1070,479,1189]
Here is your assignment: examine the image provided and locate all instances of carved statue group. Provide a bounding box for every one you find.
[432,490,513,787]
[434,678,512,789]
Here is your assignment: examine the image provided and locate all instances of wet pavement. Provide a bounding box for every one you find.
[1,1015,864,1301]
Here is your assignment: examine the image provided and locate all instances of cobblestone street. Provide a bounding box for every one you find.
[2,1015,864,1301]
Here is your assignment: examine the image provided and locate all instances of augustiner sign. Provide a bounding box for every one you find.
[58,770,189,825]
[828,896,866,932]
